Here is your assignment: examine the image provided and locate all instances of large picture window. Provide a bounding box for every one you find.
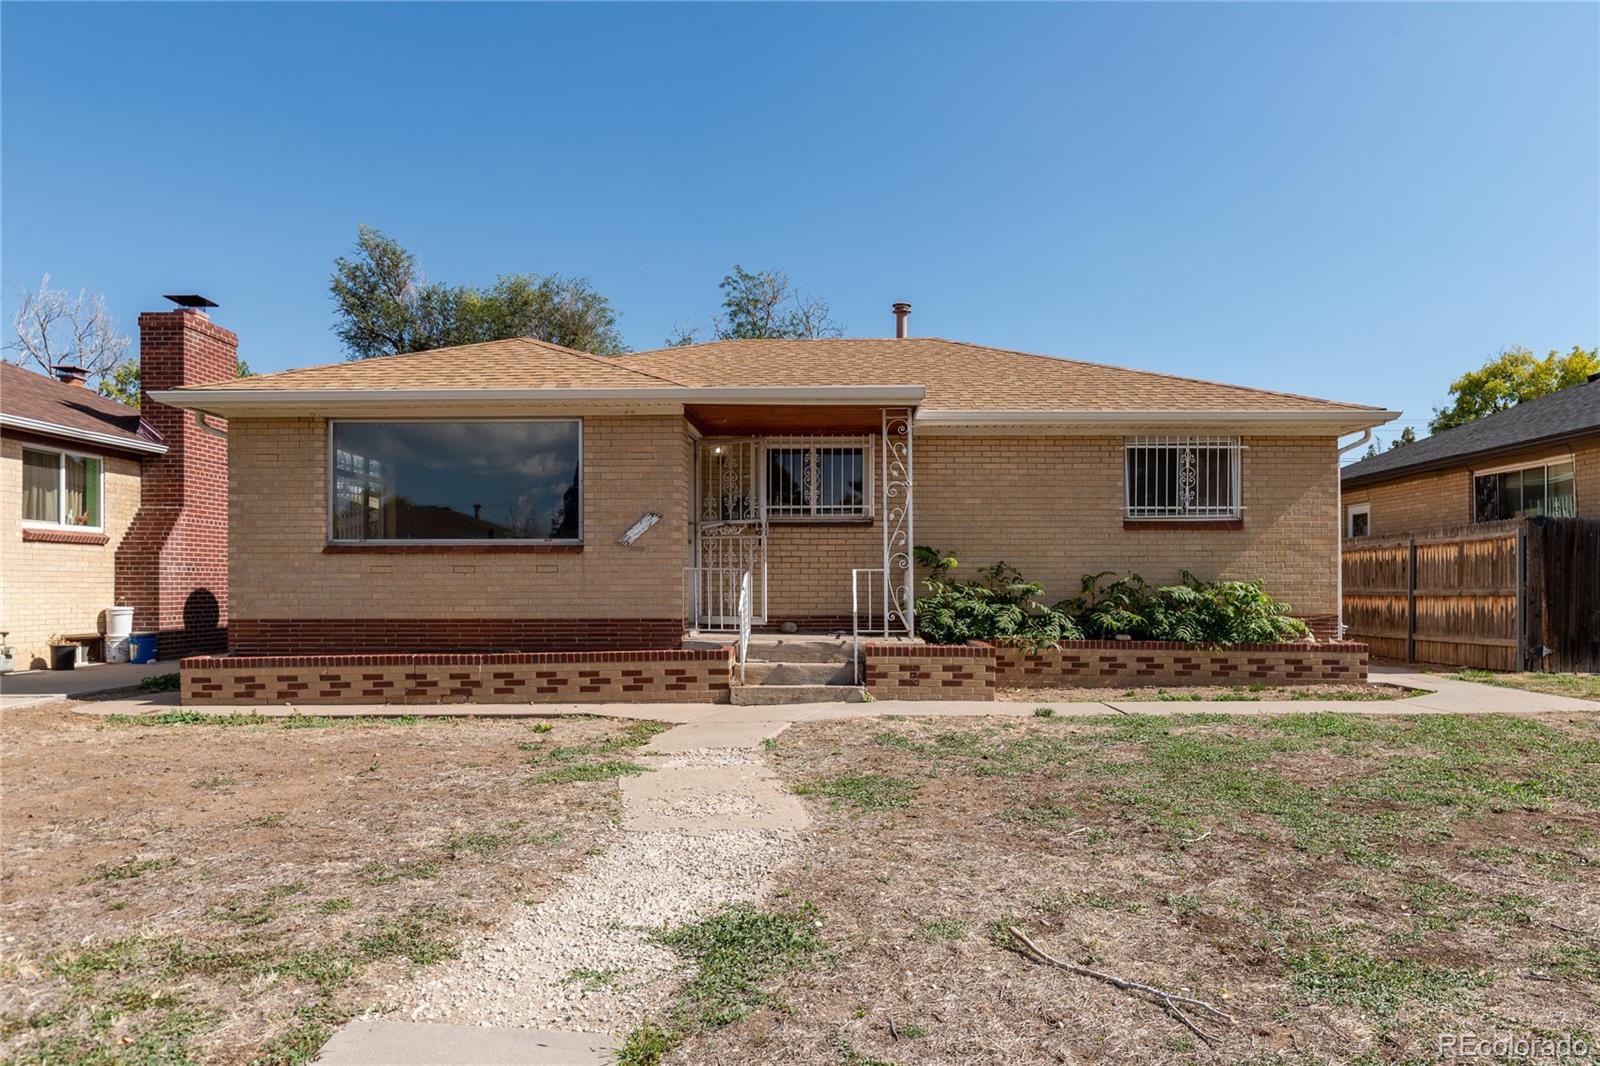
[330,420,582,543]
[765,439,871,520]
[1473,459,1576,522]
[21,447,103,530]
[1124,436,1243,520]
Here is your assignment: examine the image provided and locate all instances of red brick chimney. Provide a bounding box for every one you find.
[114,307,236,659]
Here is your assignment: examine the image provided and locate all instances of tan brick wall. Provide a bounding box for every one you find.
[1344,433,1600,537]
[228,415,693,637]
[0,435,142,668]
[765,521,880,622]
[915,434,1340,618]
[180,648,732,705]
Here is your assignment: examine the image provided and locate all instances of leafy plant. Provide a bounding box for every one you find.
[913,547,1083,649]
[1066,570,1308,643]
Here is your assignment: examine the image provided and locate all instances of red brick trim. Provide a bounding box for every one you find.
[180,646,734,705]
[1122,519,1245,531]
[229,617,685,656]
[322,543,584,555]
[22,527,111,545]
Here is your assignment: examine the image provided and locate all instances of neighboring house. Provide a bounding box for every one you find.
[0,305,236,668]
[152,306,1394,659]
[1341,376,1600,538]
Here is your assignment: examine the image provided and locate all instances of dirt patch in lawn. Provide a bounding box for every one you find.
[0,703,663,1065]
[999,682,1416,703]
[660,711,1600,1064]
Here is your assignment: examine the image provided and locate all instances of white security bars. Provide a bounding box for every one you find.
[1124,436,1243,519]
[765,437,873,520]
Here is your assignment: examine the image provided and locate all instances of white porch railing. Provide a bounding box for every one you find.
[685,565,753,683]
[851,567,886,684]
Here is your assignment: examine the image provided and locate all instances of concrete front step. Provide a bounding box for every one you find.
[730,683,868,705]
[744,635,854,663]
[743,660,856,686]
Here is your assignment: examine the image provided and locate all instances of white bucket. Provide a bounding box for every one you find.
[105,606,135,663]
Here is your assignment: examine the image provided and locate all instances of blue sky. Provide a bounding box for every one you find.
[4,2,1596,452]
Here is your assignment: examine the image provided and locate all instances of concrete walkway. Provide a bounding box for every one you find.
[1,660,177,709]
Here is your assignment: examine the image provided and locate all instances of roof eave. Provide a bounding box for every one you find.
[0,413,169,455]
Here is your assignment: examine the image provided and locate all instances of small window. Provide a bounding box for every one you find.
[1347,503,1371,538]
[329,420,582,543]
[21,447,102,530]
[765,439,871,520]
[1473,459,1577,522]
[1124,436,1242,519]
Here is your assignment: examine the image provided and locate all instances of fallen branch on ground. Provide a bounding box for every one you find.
[1007,926,1235,1047]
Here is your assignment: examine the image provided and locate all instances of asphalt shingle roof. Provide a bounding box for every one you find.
[1341,377,1600,486]
[176,335,1383,415]
[0,362,162,452]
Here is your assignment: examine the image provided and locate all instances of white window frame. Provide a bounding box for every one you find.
[325,418,584,545]
[20,445,105,532]
[1346,503,1371,538]
[763,436,874,522]
[1123,435,1244,520]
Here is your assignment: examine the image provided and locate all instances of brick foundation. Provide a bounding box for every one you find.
[861,639,1368,700]
[863,642,996,700]
[180,646,734,705]
[994,640,1368,688]
[228,618,686,656]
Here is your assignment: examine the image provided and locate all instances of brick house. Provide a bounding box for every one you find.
[1340,376,1600,539]
[153,307,1394,676]
[1,306,236,668]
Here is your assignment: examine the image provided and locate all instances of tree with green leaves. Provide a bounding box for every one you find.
[1429,345,1599,433]
[329,225,625,359]
[98,357,253,408]
[667,264,841,346]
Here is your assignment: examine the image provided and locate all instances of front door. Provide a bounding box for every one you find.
[692,438,767,628]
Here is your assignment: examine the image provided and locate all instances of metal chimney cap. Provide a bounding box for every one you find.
[892,302,912,313]
[163,294,218,309]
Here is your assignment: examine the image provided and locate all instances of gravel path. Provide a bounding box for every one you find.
[405,745,803,1033]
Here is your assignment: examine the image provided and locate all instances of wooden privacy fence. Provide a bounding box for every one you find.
[1342,517,1600,673]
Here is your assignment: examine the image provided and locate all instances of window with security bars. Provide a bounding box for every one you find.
[1124,436,1242,519]
[766,439,872,520]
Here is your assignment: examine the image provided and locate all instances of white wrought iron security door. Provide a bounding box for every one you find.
[692,439,768,628]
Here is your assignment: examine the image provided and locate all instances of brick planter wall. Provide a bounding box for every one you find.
[180,647,733,706]
[994,641,1368,688]
[862,639,1367,700]
[863,642,996,700]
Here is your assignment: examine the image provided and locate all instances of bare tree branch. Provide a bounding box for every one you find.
[6,275,130,380]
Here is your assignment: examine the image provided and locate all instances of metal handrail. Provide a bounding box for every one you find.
[736,569,752,684]
[851,567,885,684]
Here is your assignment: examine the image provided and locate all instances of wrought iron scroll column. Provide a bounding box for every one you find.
[881,408,915,637]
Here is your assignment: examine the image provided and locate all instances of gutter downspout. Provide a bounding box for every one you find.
[1335,429,1373,639]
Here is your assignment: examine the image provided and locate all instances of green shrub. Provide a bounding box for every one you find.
[1065,570,1308,643]
[913,548,1082,650]
[911,550,1308,647]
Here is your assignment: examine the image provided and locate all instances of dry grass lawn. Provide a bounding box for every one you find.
[660,711,1600,1065]
[0,704,664,1065]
